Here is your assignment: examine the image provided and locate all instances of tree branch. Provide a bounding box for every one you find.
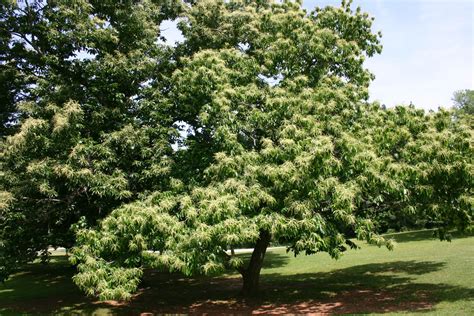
[10,31,44,55]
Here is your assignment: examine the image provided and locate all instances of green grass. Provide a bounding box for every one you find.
[0,230,473,315]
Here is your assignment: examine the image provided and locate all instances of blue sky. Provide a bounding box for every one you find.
[307,0,473,111]
[161,0,473,110]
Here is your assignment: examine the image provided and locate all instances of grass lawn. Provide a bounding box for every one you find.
[0,230,473,315]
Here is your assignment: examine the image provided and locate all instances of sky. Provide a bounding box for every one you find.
[161,0,473,111]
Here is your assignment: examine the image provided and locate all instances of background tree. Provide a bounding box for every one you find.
[452,89,474,116]
[69,0,472,300]
[0,0,184,282]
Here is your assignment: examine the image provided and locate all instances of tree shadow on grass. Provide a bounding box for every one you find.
[2,256,472,315]
[111,260,473,315]
[0,253,289,315]
[253,261,458,314]
[0,256,103,315]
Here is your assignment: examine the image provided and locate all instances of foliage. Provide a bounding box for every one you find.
[0,0,183,282]
[1,0,472,301]
[68,0,472,300]
[354,106,473,235]
[453,89,474,115]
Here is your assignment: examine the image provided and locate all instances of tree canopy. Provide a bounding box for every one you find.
[1,0,182,281]
[1,0,472,300]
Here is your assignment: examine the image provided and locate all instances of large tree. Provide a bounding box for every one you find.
[66,0,472,300]
[0,0,184,282]
[1,0,472,300]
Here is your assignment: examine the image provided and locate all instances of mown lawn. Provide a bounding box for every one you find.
[1,230,473,315]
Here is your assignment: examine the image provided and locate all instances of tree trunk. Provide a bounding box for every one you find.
[240,229,271,296]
